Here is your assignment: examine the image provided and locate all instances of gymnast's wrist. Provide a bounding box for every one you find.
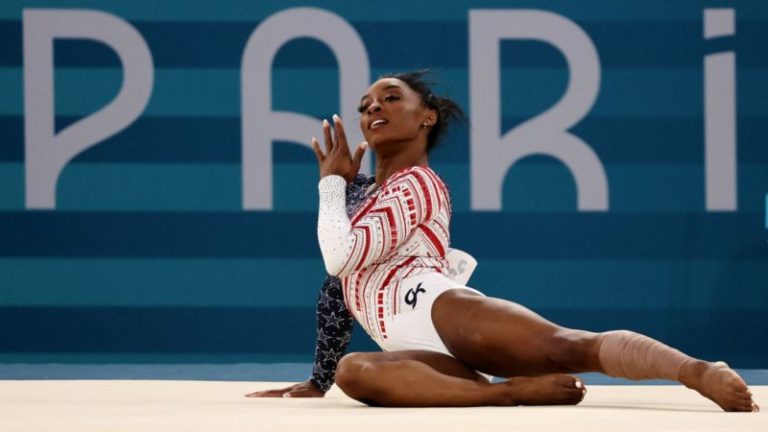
[308,377,329,394]
[318,175,347,190]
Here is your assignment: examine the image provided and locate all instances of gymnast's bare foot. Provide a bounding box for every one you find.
[680,360,759,412]
[498,374,586,406]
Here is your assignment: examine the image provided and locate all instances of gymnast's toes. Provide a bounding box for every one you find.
[502,374,586,406]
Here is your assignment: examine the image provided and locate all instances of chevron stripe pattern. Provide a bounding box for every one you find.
[336,166,450,341]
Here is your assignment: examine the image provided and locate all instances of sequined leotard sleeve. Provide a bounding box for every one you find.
[308,174,374,392]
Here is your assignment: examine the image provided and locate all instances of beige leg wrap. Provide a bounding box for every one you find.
[598,330,692,381]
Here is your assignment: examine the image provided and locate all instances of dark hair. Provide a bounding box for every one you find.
[380,70,465,152]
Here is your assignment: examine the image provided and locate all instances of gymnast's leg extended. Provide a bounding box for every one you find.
[334,350,585,407]
[430,289,758,412]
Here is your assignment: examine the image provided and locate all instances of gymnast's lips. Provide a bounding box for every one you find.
[369,118,388,130]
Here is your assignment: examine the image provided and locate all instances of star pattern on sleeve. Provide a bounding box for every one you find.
[318,288,333,310]
[324,312,344,330]
[317,328,337,348]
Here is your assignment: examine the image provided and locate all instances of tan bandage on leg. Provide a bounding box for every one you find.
[598,330,692,381]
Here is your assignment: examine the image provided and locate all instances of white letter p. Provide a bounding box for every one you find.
[23,9,153,209]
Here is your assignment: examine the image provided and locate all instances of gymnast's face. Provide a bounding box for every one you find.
[357,78,436,153]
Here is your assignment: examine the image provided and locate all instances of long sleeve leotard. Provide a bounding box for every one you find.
[317,166,451,342]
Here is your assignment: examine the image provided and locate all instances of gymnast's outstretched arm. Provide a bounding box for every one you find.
[244,275,353,398]
[245,174,374,398]
[307,276,355,393]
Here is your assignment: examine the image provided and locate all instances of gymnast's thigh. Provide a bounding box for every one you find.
[431,289,586,377]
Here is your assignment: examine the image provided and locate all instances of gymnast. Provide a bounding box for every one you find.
[247,71,758,412]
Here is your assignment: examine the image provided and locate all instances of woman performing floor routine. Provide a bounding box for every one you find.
[246,71,758,412]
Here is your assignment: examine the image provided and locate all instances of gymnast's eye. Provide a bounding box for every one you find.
[357,104,367,113]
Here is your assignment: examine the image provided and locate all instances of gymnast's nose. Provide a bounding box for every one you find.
[366,100,382,115]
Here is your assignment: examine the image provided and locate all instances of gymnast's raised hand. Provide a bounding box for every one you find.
[311,114,367,182]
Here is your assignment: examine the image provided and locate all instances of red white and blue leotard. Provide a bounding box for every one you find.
[317,165,451,343]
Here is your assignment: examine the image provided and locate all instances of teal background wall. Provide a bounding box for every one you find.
[0,1,766,366]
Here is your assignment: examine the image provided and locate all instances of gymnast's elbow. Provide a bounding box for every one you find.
[321,255,351,278]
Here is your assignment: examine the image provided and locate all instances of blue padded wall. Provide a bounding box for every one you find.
[0,1,766,366]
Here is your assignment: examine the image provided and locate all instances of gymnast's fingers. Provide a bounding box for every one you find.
[332,114,349,155]
[245,388,287,398]
[311,137,325,163]
[322,119,334,154]
[351,141,368,172]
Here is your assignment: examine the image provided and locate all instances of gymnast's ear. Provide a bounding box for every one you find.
[423,109,437,127]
